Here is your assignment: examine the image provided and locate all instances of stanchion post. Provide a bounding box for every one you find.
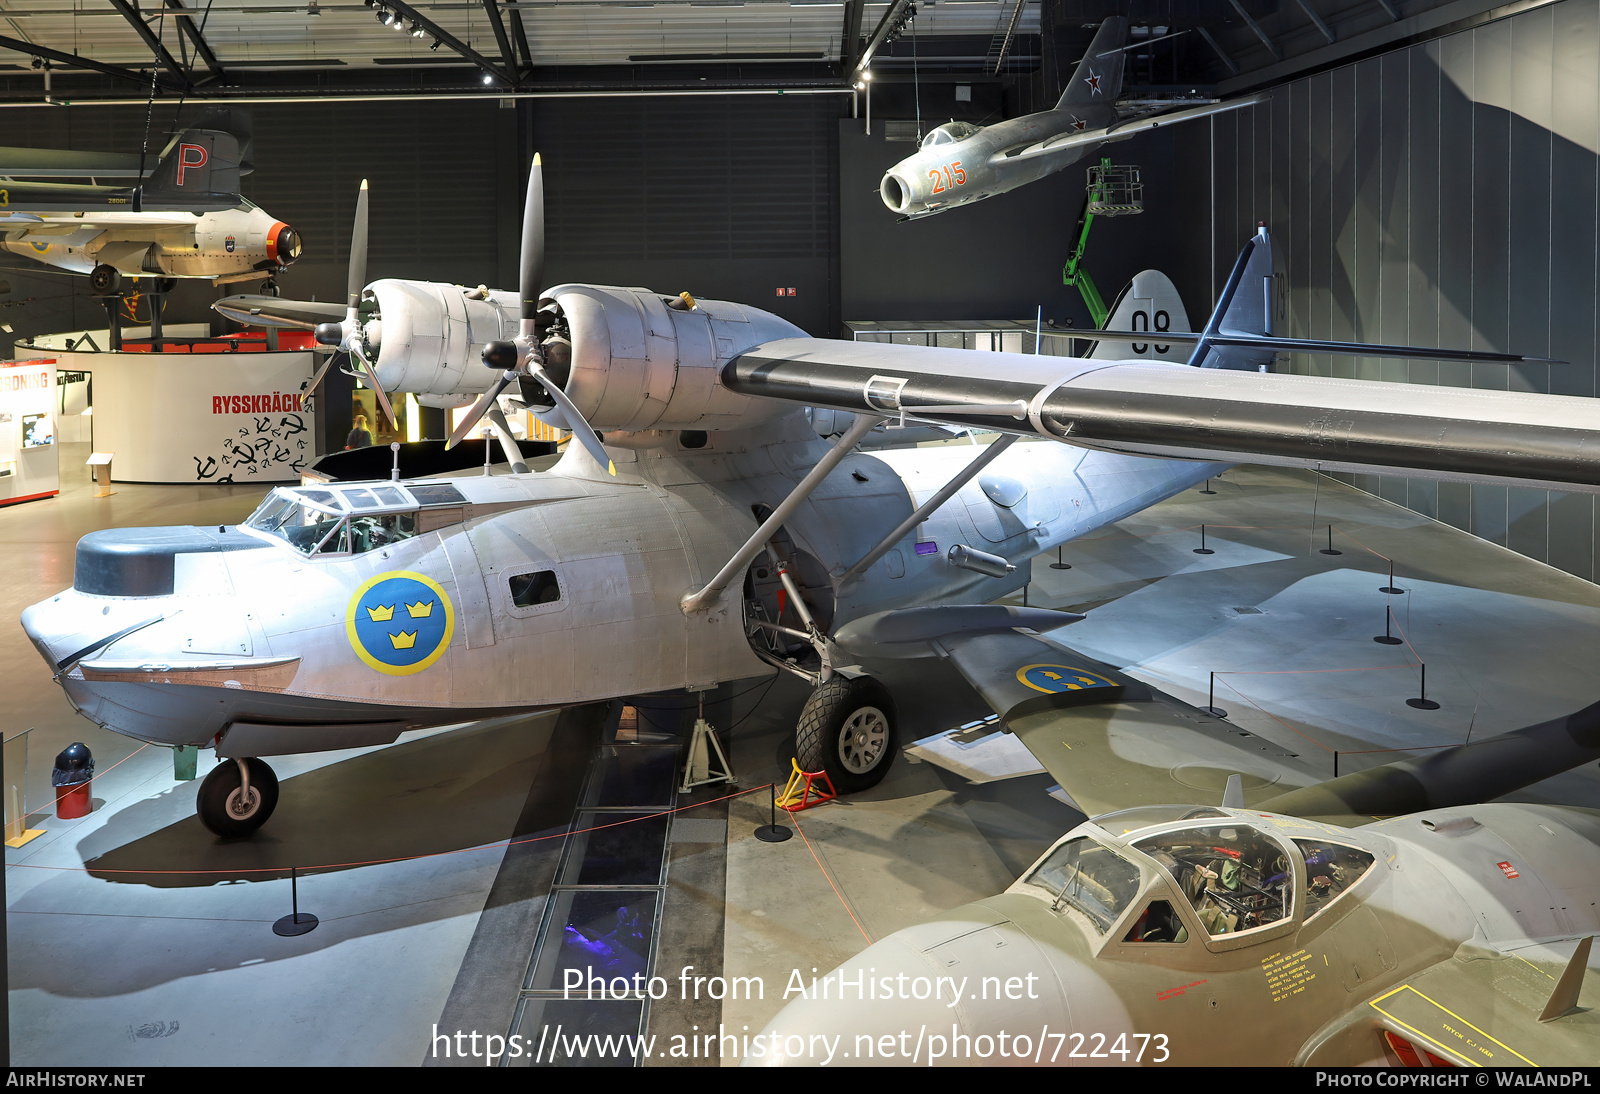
[1381,559,1404,595]
[1375,605,1402,645]
[1194,524,1214,555]
[755,782,792,843]
[1320,525,1342,556]
[1050,546,1071,570]
[273,865,320,936]
[1407,662,1441,710]
[1204,671,1227,719]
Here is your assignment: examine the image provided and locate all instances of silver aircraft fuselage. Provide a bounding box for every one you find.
[880,109,1116,220]
[20,413,1215,754]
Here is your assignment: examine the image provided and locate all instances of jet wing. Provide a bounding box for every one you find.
[834,607,1320,816]
[0,147,149,178]
[725,337,1600,494]
[1318,939,1599,1067]
[935,626,1319,817]
[998,93,1268,165]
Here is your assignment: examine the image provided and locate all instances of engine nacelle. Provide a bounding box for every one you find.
[365,279,517,399]
[546,284,805,432]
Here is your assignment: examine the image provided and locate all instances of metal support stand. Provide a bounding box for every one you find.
[1374,606,1402,645]
[273,866,319,936]
[144,278,164,346]
[1200,478,1217,495]
[1381,559,1405,595]
[1320,525,1342,555]
[1203,671,1228,719]
[99,295,123,352]
[1022,581,1030,607]
[679,691,736,793]
[1194,524,1214,555]
[754,782,792,843]
[1050,546,1071,570]
[1406,663,1440,710]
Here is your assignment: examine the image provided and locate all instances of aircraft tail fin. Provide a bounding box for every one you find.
[1056,17,1128,110]
[1186,225,1279,371]
[1089,270,1192,362]
[140,126,245,212]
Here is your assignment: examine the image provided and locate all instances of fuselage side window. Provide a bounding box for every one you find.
[1135,825,1293,938]
[509,570,561,606]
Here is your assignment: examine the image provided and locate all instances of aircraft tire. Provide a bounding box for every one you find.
[794,675,897,794]
[197,757,279,838]
[88,264,121,296]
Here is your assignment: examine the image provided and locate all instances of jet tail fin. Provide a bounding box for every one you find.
[1089,270,1192,362]
[140,126,245,212]
[1056,17,1128,110]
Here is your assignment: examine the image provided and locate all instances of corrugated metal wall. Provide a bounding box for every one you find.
[1188,0,1600,581]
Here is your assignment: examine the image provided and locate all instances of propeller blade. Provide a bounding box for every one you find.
[529,366,614,476]
[444,372,515,450]
[348,179,369,310]
[305,349,340,402]
[520,154,544,325]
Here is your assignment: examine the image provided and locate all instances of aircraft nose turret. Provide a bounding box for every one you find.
[744,900,1126,1067]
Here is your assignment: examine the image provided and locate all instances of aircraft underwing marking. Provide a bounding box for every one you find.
[1368,984,1537,1066]
[1016,663,1117,694]
[346,571,455,676]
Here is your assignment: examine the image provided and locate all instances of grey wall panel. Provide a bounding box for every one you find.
[1549,492,1594,582]
[1438,481,1472,532]
[1288,81,1313,344]
[1471,483,1509,548]
[1213,114,1241,301]
[1506,7,1555,394]
[1436,33,1477,393]
[1471,21,1513,387]
[1378,51,1412,388]
[1309,73,1335,376]
[1353,56,1383,381]
[1408,46,1442,391]
[1329,64,1357,379]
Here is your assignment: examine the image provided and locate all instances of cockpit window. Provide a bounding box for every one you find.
[242,488,421,557]
[1135,825,1293,937]
[1295,840,1375,922]
[920,121,981,149]
[1027,837,1142,934]
[1123,899,1188,944]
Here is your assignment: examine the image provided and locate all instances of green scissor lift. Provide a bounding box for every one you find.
[1062,158,1144,329]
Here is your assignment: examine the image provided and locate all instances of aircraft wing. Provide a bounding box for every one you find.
[725,337,1600,494]
[1312,938,1599,1067]
[835,607,1321,816]
[998,92,1268,164]
[0,147,149,178]
[213,294,347,330]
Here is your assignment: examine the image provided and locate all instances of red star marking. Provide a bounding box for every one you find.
[1085,73,1102,95]
[1071,118,1087,130]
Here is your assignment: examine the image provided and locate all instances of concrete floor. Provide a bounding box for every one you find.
[7,455,1600,1065]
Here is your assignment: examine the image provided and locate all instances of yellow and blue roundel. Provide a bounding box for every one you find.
[345,571,454,676]
[1016,663,1117,694]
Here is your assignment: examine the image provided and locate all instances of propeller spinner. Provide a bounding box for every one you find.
[446,154,615,476]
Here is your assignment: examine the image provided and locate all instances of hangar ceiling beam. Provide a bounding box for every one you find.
[106,0,193,87]
[854,0,911,77]
[0,32,180,88]
[162,0,224,80]
[1225,0,1284,61]
[1293,0,1336,43]
[480,0,520,83]
[508,6,533,68]
[1374,0,1402,19]
[381,0,512,86]
[841,0,864,72]
[1195,25,1240,76]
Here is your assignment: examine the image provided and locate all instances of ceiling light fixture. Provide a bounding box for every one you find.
[482,72,494,85]
[409,22,426,36]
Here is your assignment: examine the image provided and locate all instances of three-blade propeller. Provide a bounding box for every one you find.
[445,154,614,476]
[311,179,397,430]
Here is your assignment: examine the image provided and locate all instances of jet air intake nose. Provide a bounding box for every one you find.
[880,173,909,213]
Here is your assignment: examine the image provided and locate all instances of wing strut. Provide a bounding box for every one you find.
[680,412,886,614]
[839,434,1017,588]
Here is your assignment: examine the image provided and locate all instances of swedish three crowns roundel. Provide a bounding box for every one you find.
[346,571,454,675]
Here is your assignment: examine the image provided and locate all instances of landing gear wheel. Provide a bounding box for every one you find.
[197,757,279,838]
[795,675,897,794]
[89,264,122,295]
